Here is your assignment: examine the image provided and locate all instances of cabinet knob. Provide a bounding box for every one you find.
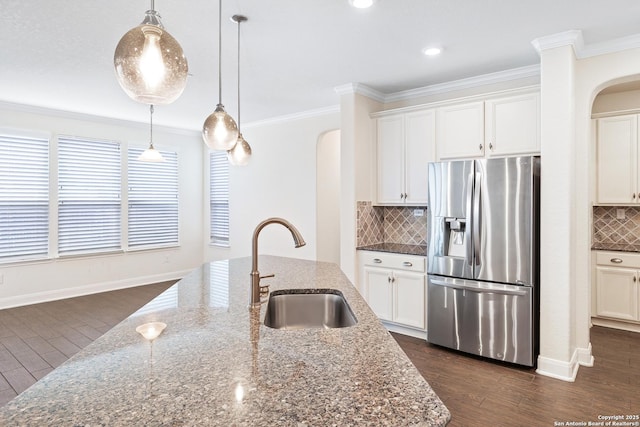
[634,193,636,200]
[403,193,408,200]
[402,261,413,267]
[489,143,493,150]
[479,143,483,151]
[635,276,637,283]
[610,258,623,264]
[373,258,382,264]
[387,276,392,283]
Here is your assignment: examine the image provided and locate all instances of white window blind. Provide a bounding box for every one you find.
[58,136,121,255]
[210,151,229,245]
[0,133,49,260]
[127,148,178,248]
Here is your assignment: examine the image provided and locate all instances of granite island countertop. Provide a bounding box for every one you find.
[0,256,450,426]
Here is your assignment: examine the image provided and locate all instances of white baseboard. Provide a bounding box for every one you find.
[592,317,640,333]
[382,321,428,340]
[0,269,191,310]
[536,343,594,382]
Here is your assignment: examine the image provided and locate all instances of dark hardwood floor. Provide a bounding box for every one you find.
[0,282,174,406]
[392,327,640,426]
[1,283,639,426]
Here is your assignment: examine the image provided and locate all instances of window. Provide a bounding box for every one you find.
[0,132,49,260]
[210,151,229,246]
[58,136,121,255]
[127,148,178,248]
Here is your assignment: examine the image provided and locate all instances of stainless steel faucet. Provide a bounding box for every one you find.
[250,217,306,308]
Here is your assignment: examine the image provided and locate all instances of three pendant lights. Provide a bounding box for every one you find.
[113,0,251,165]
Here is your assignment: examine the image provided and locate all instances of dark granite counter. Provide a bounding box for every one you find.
[592,243,640,252]
[0,256,449,426]
[357,243,427,256]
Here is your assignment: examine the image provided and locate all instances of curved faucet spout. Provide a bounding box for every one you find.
[250,217,306,308]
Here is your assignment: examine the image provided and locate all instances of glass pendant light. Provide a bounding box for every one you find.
[202,0,239,151]
[138,105,166,162]
[114,0,188,105]
[227,15,252,166]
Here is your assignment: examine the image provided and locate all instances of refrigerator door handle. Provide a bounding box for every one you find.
[473,171,482,266]
[429,278,529,296]
[465,171,474,266]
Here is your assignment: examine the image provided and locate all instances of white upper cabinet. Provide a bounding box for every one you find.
[596,114,638,204]
[436,101,485,159]
[375,109,435,205]
[436,91,540,160]
[485,93,540,156]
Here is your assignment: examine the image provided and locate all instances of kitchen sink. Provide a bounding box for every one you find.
[263,289,358,330]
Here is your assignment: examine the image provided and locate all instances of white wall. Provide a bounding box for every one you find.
[0,103,204,309]
[205,112,340,263]
[316,130,341,264]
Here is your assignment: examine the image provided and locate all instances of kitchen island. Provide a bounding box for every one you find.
[0,256,450,426]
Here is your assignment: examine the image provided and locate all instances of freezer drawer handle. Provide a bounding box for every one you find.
[430,278,528,296]
[402,261,413,267]
[373,258,382,264]
[610,258,623,264]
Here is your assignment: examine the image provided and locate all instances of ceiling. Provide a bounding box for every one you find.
[2,0,640,131]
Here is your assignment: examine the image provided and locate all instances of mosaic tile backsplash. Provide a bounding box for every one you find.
[357,201,427,247]
[593,206,640,251]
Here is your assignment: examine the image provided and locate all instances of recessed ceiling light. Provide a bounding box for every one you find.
[423,47,442,56]
[349,0,375,9]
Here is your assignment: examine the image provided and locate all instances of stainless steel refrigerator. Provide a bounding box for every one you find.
[426,156,540,367]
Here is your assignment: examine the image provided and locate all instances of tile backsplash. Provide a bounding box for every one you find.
[593,206,640,248]
[357,201,427,247]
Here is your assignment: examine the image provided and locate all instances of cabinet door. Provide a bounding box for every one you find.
[595,266,639,321]
[436,102,485,160]
[404,110,435,205]
[485,93,540,156]
[392,270,426,329]
[376,115,405,204]
[596,115,638,204]
[363,267,393,321]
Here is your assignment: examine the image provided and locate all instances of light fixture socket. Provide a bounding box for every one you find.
[349,0,376,8]
[136,322,167,341]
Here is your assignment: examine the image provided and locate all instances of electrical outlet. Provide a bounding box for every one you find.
[617,208,626,220]
[413,209,425,217]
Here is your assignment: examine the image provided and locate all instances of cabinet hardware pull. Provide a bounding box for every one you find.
[403,193,408,200]
[373,258,382,264]
[391,276,395,283]
[635,276,637,283]
[634,193,636,200]
[402,261,413,267]
[489,143,493,150]
[610,258,623,264]
[388,276,391,283]
[479,143,483,151]
[400,193,404,199]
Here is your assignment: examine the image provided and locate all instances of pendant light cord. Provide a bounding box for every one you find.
[150,0,155,11]
[236,17,241,130]
[218,0,223,104]
[149,104,154,148]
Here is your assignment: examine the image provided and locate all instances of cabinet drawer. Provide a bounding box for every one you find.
[359,251,425,273]
[596,251,640,268]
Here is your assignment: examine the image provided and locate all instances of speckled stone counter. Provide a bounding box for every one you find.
[0,256,450,426]
[357,243,427,256]
[592,243,640,252]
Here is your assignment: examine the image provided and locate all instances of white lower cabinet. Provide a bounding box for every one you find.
[358,250,426,336]
[592,251,640,331]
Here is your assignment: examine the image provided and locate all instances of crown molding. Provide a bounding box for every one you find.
[243,104,340,129]
[334,83,386,102]
[532,29,640,60]
[384,65,540,103]
[531,30,584,56]
[0,100,200,137]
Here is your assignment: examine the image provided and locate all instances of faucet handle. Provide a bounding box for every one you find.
[260,273,275,280]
